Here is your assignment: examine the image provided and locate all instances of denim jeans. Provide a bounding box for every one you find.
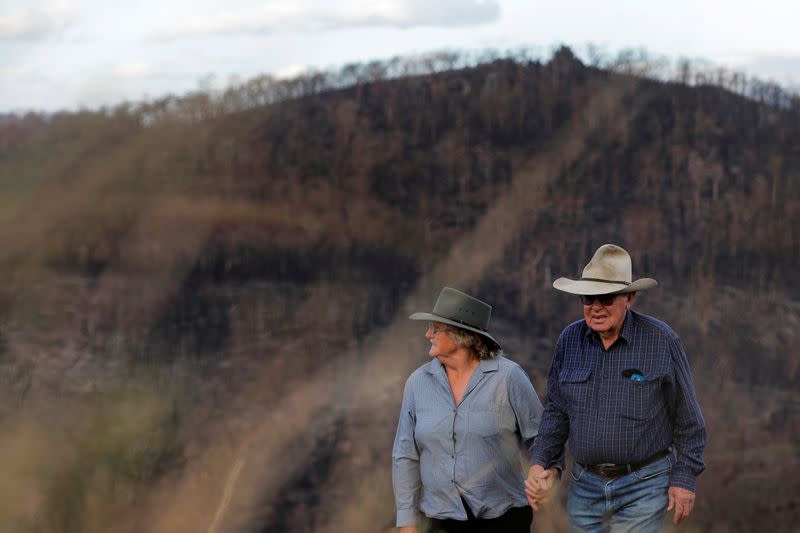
[567,454,674,533]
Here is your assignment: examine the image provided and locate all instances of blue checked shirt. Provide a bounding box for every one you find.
[531,310,706,492]
[392,356,544,527]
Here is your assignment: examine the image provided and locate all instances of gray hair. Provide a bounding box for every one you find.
[447,327,501,360]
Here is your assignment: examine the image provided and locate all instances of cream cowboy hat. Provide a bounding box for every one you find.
[409,287,502,351]
[552,244,658,295]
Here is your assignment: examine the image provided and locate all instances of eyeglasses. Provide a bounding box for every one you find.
[428,322,453,334]
[579,294,620,306]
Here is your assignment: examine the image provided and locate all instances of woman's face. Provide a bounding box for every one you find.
[426,321,458,360]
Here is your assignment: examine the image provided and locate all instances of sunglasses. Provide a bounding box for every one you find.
[579,293,621,306]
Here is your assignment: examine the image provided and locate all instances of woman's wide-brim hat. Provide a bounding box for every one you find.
[409,287,502,351]
[552,244,658,295]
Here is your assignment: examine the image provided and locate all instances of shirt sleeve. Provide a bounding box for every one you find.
[506,363,544,462]
[392,375,421,527]
[667,335,707,492]
[531,334,571,469]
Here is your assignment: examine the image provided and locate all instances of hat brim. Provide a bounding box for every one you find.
[409,312,502,351]
[552,277,658,295]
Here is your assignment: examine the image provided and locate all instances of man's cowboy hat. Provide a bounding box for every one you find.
[409,287,502,351]
[552,244,658,295]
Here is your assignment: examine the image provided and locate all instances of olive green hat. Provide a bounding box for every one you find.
[409,287,502,351]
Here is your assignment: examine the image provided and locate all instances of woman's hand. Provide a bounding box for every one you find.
[399,527,418,533]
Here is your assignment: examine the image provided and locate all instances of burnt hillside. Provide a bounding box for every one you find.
[0,48,797,532]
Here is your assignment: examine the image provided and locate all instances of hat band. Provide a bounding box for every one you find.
[579,277,631,286]
[441,315,488,332]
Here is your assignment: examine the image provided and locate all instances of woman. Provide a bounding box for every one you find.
[392,287,545,533]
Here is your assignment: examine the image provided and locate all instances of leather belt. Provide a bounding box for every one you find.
[581,450,671,480]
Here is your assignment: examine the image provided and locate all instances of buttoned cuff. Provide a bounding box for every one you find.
[548,463,564,479]
[547,456,565,475]
[531,451,564,473]
[396,508,418,527]
[531,451,549,468]
[669,466,697,493]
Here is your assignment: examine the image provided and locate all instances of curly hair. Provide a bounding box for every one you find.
[447,327,501,360]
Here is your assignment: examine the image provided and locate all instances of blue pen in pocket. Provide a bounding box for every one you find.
[622,369,646,381]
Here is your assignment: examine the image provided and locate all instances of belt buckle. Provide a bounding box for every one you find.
[596,463,621,479]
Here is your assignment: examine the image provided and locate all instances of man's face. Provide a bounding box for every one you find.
[582,292,635,337]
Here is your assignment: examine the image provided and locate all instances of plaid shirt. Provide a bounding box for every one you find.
[532,310,706,492]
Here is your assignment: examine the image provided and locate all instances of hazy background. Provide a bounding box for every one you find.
[2,0,800,112]
[1,2,799,533]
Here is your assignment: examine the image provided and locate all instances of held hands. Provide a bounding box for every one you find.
[667,486,695,525]
[524,464,559,511]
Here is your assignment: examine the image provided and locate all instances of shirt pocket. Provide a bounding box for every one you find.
[558,367,592,412]
[468,406,501,438]
[621,374,664,421]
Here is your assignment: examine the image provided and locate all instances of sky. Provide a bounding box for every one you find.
[2,0,799,113]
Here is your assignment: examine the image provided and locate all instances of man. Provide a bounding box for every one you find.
[525,244,706,532]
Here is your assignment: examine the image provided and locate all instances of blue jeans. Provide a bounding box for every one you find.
[567,454,674,533]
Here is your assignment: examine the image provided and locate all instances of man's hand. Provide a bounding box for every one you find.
[524,464,559,511]
[399,526,418,533]
[667,486,695,525]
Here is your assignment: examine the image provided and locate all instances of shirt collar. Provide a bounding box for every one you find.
[479,357,500,373]
[425,356,500,375]
[618,309,635,343]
